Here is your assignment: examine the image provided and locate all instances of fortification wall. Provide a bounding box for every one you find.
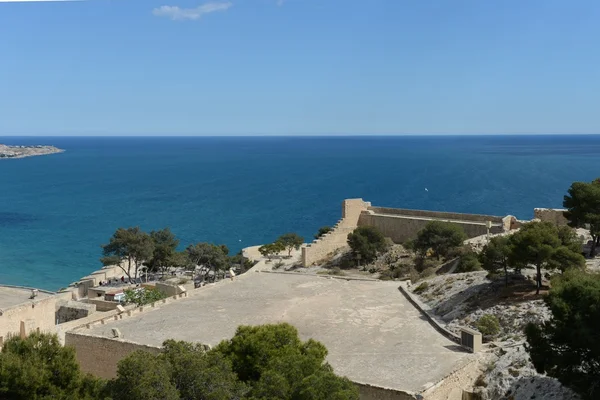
[356,382,416,400]
[367,207,503,224]
[534,208,569,226]
[301,199,370,266]
[0,292,58,342]
[65,332,162,378]
[359,212,503,243]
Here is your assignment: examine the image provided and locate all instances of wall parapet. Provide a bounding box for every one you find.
[397,282,460,344]
[301,199,370,266]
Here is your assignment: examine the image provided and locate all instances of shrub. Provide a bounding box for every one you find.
[455,251,482,273]
[273,261,285,269]
[347,226,389,264]
[419,267,436,279]
[413,282,429,294]
[413,221,467,259]
[477,314,500,337]
[124,287,167,307]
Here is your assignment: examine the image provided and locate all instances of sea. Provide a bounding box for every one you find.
[1,135,599,291]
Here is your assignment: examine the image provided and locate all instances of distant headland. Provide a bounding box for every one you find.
[0,143,64,159]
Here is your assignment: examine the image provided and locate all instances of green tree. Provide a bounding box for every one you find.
[214,323,358,400]
[479,236,511,286]
[161,340,248,400]
[145,228,179,276]
[525,269,600,399]
[314,226,333,240]
[277,233,305,257]
[111,350,179,400]
[259,242,285,261]
[0,332,106,400]
[186,243,229,281]
[563,178,600,256]
[101,227,155,281]
[413,221,467,260]
[347,226,389,264]
[123,287,167,307]
[508,222,584,294]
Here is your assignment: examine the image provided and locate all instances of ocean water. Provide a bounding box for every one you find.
[1,135,599,290]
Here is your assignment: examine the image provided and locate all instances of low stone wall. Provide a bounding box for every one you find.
[87,299,120,312]
[65,332,162,378]
[356,382,416,400]
[56,300,96,323]
[533,208,569,226]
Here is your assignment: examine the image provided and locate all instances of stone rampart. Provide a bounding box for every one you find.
[534,208,569,226]
[359,211,503,244]
[301,199,370,266]
[65,332,162,378]
[0,285,58,343]
[367,207,504,224]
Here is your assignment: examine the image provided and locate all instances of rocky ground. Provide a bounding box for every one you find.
[0,144,64,159]
[412,272,579,400]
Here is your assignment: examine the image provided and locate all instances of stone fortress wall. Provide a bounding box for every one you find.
[533,208,569,226]
[301,199,371,266]
[0,285,68,346]
[302,199,519,267]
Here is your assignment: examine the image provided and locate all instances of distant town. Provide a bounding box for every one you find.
[0,143,64,159]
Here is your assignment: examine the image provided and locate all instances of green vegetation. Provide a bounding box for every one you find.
[413,281,429,294]
[507,221,584,294]
[123,287,167,307]
[347,226,389,264]
[454,248,482,273]
[563,177,600,256]
[145,228,180,276]
[0,333,105,400]
[479,236,511,286]
[276,233,305,257]
[101,227,155,281]
[0,325,358,400]
[476,314,500,337]
[314,226,333,239]
[525,269,600,399]
[258,241,285,261]
[186,242,229,278]
[413,221,467,260]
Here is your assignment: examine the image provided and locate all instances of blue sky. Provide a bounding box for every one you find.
[1,0,599,136]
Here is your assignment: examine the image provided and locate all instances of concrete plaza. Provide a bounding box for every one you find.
[85,272,466,393]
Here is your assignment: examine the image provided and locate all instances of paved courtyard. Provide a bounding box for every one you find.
[85,272,467,392]
[0,285,53,310]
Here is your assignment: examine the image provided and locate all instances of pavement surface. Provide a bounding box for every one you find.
[83,272,467,392]
[0,286,53,310]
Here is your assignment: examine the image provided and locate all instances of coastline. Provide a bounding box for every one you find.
[0,144,64,159]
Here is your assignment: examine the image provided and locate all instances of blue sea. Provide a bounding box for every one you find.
[1,135,599,290]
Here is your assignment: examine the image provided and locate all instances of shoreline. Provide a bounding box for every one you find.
[0,144,64,159]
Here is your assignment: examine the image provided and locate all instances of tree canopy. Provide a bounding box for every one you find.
[186,242,229,280]
[507,221,584,294]
[347,225,389,264]
[526,269,600,399]
[101,227,155,281]
[563,178,600,256]
[145,228,179,276]
[259,241,285,260]
[412,221,467,260]
[314,226,333,240]
[0,333,105,400]
[479,236,512,286]
[276,233,305,257]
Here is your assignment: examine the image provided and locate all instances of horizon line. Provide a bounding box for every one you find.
[1,133,600,138]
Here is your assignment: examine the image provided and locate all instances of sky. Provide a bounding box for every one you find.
[0,0,599,136]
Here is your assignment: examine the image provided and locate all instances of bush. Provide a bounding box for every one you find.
[413,282,429,294]
[477,314,500,337]
[347,226,389,264]
[413,221,467,259]
[124,287,167,307]
[419,267,436,279]
[273,261,285,269]
[455,251,482,273]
